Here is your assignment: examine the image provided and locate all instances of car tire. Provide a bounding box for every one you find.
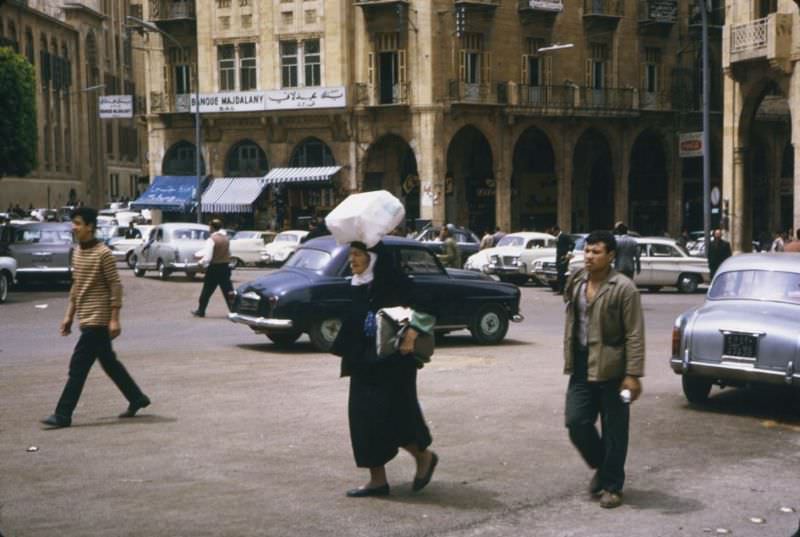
[682,376,712,404]
[157,260,171,281]
[230,257,242,269]
[133,263,146,277]
[266,331,302,347]
[186,272,197,281]
[126,252,137,270]
[0,272,8,304]
[677,274,700,294]
[309,318,343,352]
[469,304,509,345]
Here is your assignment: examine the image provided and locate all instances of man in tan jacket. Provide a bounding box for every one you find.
[563,230,645,509]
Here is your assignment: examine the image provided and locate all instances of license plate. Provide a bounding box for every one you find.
[723,334,758,359]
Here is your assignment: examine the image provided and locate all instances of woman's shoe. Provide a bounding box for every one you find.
[412,452,438,492]
[346,484,390,498]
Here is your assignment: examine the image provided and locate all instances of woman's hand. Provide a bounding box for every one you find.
[399,327,418,355]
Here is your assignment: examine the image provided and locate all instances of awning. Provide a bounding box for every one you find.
[130,176,201,212]
[263,166,342,186]
[201,177,269,213]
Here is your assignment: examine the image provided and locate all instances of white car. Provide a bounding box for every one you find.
[109,225,154,268]
[132,223,209,280]
[463,232,556,285]
[0,255,17,303]
[261,230,309,266]
[229,230,277,267]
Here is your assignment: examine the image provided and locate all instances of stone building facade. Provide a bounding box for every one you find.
[723,0,798,252]
[140,0,722,234]
[0,0,148,212]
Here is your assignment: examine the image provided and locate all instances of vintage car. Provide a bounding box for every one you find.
[132,223,209,280]
[0,255,17,303]
[532,234,587,289]
[0,222,73,283]
[229,230,277,267]
[670,253,800,404]
[228,236,524,352]
[260,230,309,265]
[562,236,710,293]
[108,225,154,268]
[415,224,481,262]
[463,232,556,285]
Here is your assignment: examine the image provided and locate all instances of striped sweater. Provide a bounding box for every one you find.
[69,241,123,327]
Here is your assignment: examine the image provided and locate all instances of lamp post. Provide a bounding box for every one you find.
[699,0,712,250]
[126,15,202,223]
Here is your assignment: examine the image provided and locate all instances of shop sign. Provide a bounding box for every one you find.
[189,91,266,113]
[265,86,347,110]
[99,95,133,118]
[679,132,704,158]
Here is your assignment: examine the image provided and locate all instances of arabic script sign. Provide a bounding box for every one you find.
[99,95,133,118]
[186,87,348,113]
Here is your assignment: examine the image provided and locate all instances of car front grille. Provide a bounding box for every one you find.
[501,256,516,267]
[238,296,261,316]
[542,262,556,271]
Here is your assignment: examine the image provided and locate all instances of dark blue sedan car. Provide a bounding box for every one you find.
[228,236,524,351]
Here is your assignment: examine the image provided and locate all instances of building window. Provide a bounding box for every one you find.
[369,33,406,104]
[289,137,335,167]
[304,9,316,24]
[459,33,489,85]
[280,39,321,88]
[239,43,257,90]
[280,41,298,87]
[225,140,269,177]
[643,47,661,93]
[218,44,236,91]
[25,30,34,64]
[163,141,205,175]
[169,47,192,94]
[303,39,320,87]
[522,38,551,87]
[586,43,609,89]
[281,12,293,25]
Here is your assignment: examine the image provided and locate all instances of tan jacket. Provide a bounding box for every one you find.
[563,268,645,381]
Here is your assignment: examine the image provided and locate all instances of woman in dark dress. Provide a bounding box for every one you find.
[331,241,438,497]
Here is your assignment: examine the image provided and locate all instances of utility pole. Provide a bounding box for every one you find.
[700,0,711,250]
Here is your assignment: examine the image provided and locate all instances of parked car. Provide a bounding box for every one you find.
[260,230,309,266]
[463,232,556,285]
[0,255,17,303]
[109,225,154,268]
[688,237,762,257]
[415,224,481,263]
[532,234,588,289]
[563,236,710,293]
[228,236,524,352]
[0,222,73,283]
[670,253,800,404]
[229,231,277,267]
[131,223,209,280]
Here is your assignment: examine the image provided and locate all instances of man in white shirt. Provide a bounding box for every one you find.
[191,219,233,318]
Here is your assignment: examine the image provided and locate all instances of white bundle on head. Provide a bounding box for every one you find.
[325,190,405,248]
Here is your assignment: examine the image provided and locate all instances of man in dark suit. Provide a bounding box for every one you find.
[706,229,732,279]
[554,225,575,294]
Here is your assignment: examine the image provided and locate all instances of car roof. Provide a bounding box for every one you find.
[304,235,433,251]
[504,232,556,239]
[159,223,208,229]
[718,253,800,274]
[635,236,679,245]
[277,230,309,235]
[10,222,71,230]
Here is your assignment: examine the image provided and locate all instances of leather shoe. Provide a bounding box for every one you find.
[346,484,390,498]
[190,310,205,318]
[589,471,602,496]
[119,396,151,418]
[600,490,623,509]
[41,414,71,428]
[412,451,438,492]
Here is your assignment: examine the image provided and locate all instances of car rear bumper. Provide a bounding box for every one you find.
[110,250,129,261]
[670,357,800,386]
[168,262,201,272]
[16,267,71,275]
[228,312,294,330]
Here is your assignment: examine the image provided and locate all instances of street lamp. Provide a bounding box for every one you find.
[698,0,712,250]
[537,43,574,53]
[126,15,203,224]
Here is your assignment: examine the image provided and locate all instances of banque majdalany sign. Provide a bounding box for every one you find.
[189,87,347,113]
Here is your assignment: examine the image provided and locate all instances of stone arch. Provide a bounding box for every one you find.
[289,137,336,167]
[572,128,614,232]
[446,125,495,232]
[511,126,556,231]
[163,140,206,175]
[224,139,269,177]
[629,129,669,235]
[362,134,420,221]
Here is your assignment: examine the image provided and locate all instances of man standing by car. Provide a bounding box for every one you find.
[706,228,732,279]
[554,225,575,294]
[612,222,640,280]
[192,219,234,318]
[436,225,461,268]
[563,230,645,509]
[41,207,150,428]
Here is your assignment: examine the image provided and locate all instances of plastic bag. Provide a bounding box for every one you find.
[325,190,405,248]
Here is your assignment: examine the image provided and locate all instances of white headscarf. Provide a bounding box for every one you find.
[351,252,378,286]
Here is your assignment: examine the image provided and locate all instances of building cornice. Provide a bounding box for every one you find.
[62,2,107,23]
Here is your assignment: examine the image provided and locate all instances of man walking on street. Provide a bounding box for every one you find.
[41,208,150,428]
[612,222,640,280]
[192,219,234,318]
[436,225,461,268]
[563,230,645,509]
[554,225,575,294]
[706,229,732,279]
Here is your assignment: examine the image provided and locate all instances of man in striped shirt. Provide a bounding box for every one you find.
[41,207,150,428]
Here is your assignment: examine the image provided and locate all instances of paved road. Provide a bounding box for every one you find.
[1,268,798,537]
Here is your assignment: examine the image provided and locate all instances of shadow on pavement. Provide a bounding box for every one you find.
[687,387,800,425]
[376,482,507,511]
[623,488,705,515]
[63,414,178,429]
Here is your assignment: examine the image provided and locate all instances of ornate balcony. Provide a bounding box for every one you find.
[149,0,196,32]
[448,80,497,105]
[583,0,624,31]
[518,0,563,11]
[638,0,676,35]
[354,0,409,5]
[354,82,410,107]
[454,0,501,8]
[726,13,793,73]
[501,84,638,116]
[504,84,575,113]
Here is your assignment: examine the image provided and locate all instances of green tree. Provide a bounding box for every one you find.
[0,46,37,177]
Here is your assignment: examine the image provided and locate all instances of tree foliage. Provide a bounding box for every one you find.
[0,46,37,177]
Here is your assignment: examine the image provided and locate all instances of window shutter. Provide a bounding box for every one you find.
[657,64,663,93]
[603,60,610,89]
[640,62,646,91]
[481,51,491,84]
[398,49,407,84]
[544,56,552,86]
[367,51,374,87]
[458,49,466,82]
[521,54,529,84]
[584,59,592,88]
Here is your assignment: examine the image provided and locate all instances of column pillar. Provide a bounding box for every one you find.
[614,132,630,227]
[557,127,573,232]
[414,110,445,225]
[731,146,748,252]
[667,134,683,236]
[495,119,513,232]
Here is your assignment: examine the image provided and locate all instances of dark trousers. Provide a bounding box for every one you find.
[556,260,569,293]
[197,263,234,314]
[565,350,629,493]
[55,326,145,418]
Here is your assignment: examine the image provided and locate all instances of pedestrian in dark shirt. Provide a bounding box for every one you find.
[554,225,575,294]
[612,222,640,280]
[706,229,732,279]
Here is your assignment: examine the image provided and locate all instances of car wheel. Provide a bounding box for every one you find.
[230,257,242,269]
[157,260,171,281]
[677,274,700,294]
[0,272,8,304]
[126,252,137,270]
[682,376,712,404]
[133,262,146,278]
[266,331,302,347]
[186,272,197,280]
[469,305,509,345]
[309,318,343,352]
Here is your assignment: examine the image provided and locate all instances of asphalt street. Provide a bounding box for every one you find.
[1,268,799,537]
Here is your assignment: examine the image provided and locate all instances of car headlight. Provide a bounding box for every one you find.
[533,260,542,270]
[511,256,520,265]
[242,291,260,301]
[490,255,499,264]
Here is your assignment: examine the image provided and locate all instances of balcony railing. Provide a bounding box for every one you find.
[518,0,564,11]
[509,84,576,109]
[583,0,624,17]
[149,92,190,113]
[578,87,636,110]
[728,13,792,69]
[149,0,196,21]
[354,82,410,106]
[449,80,496,104]
[454,0,500,7]
[639,91,671,111]
[730,17,768,55]
[638,0,676,24]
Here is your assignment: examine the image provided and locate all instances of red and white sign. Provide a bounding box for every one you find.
[679,132,704,158]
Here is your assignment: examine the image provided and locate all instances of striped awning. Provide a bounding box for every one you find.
[263,166,342,185]
[201,177,269,213]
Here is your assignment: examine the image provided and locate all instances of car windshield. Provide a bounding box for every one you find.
[172,229,209,240]
[497,236,525,247]
[708,270,800,304]
[232,231,258,240]
[14,228,72,244]
[283,248,331,271]
[276,233,298,243]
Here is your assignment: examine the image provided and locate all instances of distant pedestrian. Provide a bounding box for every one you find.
[554,225,575,294]
[771,231,785,252]
[676,229,690,249]
[492,226,506,246]
[41,207,150,428]
[436,225,461,268]
[479,229,494,250]
[563,230,645,509]
[191,219,234,318]
[124,221,138,239]
[706,229,732,279]
[303,217,330,242]
[784,228,800,252]
[612,222,640,280]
